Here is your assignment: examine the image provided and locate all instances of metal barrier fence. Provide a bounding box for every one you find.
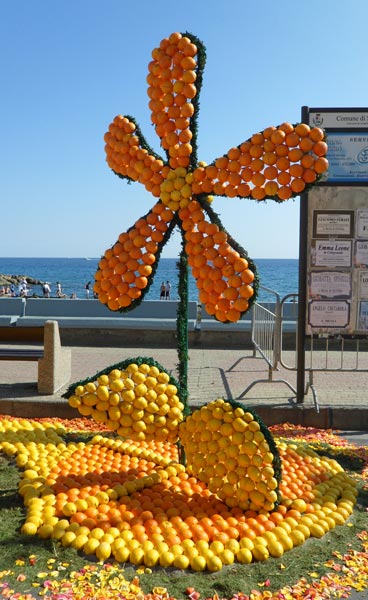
[279,292,368,412]
[229,286,298,399]
[233,287,368,412]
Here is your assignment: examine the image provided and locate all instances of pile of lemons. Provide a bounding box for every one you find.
[68,360,184,443]
[179,399,279,512]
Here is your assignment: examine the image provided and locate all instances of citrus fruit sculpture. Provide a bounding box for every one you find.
[3,32,353,576]
[94,31,328,323]
[0,408,358,573]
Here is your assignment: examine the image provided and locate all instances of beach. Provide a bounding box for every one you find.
[0,257,299,302]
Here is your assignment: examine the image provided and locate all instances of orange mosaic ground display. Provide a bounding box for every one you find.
[0,407,357,573]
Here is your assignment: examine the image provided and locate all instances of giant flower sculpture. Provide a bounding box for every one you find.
[6,32,363,579]
[94,31,328,323]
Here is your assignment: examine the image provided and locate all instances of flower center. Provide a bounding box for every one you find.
[160,167,193,211]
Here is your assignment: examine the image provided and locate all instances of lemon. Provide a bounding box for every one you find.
[173,554,190,569]
[219,549,234,565]
[236,548,253,564]
[309,523,325,538]
[84,537,100,555]
[37,524,54,539]
[190,555,207,571]
[290,530,305,546]
[62,502,77,517]
[252,544,269,561]
[21,521,38,535]
[72,533,89,550]
[206,554,222,572]
[61,531,76,547]
[97,385,110,401]
[268,539,284,557]
[114,545,130,563]
[96,541,112,561]
[159,551,175,567]
[210,540,224,555]
[130,547,144,565]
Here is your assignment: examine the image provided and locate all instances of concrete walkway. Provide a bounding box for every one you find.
[0,344,367,429]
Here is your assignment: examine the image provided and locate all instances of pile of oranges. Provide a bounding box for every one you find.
[0,416,358,572]
[104,116,166,198]
[191,122,328,201]
[179,400,279,512]
[180,199,255,322]
[93,202,175,311]
[67,360,184,443]
[98,31,329,321]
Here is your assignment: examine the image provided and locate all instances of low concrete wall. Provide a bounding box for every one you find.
[0,297,299,349]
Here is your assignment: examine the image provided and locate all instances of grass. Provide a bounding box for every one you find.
[0,440,367,599]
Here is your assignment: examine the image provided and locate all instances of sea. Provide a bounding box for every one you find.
[0,257,299,303]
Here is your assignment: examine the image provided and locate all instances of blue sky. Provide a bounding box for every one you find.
[1,0,367,259]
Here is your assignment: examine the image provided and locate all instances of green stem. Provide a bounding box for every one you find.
[176,234,189,410]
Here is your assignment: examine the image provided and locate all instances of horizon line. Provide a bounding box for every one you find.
[0,256,300,260]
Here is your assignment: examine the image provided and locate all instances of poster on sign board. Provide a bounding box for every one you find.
[359,271,368,299]
[312,210,354,238]
[309,271,351,299]
[354,240,368,267]
[308,300,350,329]
[357,301,368,330]
[356,209,368,238]
[310,239,352,268]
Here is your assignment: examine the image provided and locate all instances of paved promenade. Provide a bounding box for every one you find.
[0,344,367,429]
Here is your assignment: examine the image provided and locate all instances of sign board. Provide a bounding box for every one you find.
[301,107,368,336]
[305,186,368,335]
[305,107,368,184]
[325,133,368,182]
[308,109,368,129]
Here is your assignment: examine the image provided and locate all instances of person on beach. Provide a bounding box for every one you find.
[85,281,91,298]
[160,282,166,300]
[56,282,62,296]
[165,280,171,300]
[42,283,51,298]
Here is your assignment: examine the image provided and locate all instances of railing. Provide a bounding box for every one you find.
[279,293,368,412]
[228,286,297,399]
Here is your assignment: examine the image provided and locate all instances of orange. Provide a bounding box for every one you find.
[309,127,324,142]
[314,157,329,174]
[295,123,311,137]
[251,186,266,200]
[313,141,328,157]
[285,132,300,147]
[271,130,286,145]
[278,186,292,200]
[290,178,305,194]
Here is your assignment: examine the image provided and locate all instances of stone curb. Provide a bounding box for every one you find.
[1,399,367,431]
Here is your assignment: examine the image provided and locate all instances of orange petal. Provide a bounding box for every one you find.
[94,202,176,311]
[179,201,257,323]
[197,123,328,202]
[104,115,166,198]
[148,33,203,169]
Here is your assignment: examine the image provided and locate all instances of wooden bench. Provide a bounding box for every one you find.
[0,320,71,394]
[0,348,44,360]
